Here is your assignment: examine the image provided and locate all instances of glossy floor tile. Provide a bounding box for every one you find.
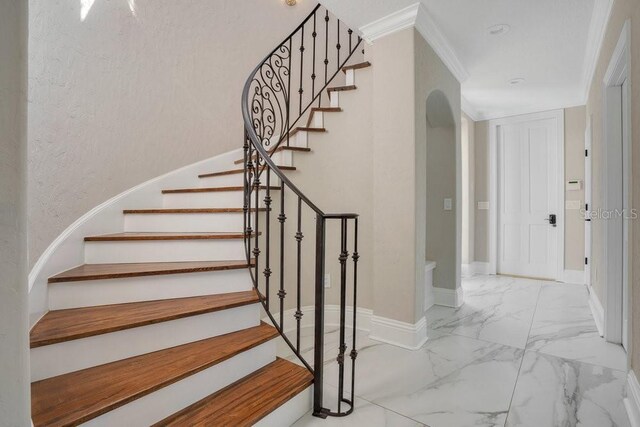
[282,275,630,427]
[506,351,629,427]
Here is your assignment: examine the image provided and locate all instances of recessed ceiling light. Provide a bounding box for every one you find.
[509,78,525,86]
[488,24,511,36]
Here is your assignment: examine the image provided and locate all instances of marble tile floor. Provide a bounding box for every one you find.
[291,275,630,427]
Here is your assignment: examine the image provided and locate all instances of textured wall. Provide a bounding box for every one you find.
[0,0,30,424]
[28,0,316,268]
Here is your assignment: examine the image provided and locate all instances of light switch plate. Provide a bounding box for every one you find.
[324,273,331,288]
[444,198,453,211]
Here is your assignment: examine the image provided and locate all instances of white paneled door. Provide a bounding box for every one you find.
[497,115,561,279]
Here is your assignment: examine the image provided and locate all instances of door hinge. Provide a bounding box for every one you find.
[585,203,589,210]
[585,149,589,157]
[585,257,589,265]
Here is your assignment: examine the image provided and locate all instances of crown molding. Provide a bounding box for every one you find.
[461,96,481,122]
[359,2,469,83]
[359,3,421,44]
[580,0,613,103]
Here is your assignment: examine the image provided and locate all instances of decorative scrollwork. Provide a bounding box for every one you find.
[250,43,291,147]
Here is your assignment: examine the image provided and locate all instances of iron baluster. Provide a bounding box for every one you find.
[312,215,326,418]
[312,12,317,104]
[350,218,359,408]
[337,218,348,413]
[295,196,304,352]
[337,20,341,70]
[278,185,286,327]
[299,26,305,117]
[263,168,272,310]
[253,155,261,294]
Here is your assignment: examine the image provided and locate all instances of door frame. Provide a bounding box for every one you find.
[602,20,632,346]
[488,109,565,281]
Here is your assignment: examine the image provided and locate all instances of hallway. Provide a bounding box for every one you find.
[294,276,628,427]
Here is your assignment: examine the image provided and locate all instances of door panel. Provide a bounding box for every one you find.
[498,117,559,279]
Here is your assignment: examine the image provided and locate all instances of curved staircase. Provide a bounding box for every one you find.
[31,4,370,425]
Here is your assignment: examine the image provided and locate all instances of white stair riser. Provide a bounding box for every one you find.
[162,191,269,209]
[291,131,308,148]
[255,386,312,427]
[31,304,261,381]
[311,111,324,128]
[345,69,355,86]
[49,269,253,309]
[81,341,276,427]
[198,173,246,187]
[124,212,251,232]
[85,239,246,263]
[330,92,340,108]
[198,173,284,188]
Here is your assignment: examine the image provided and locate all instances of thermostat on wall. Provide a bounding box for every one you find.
[567,180,582,191]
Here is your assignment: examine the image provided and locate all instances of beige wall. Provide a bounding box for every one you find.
[472,108,587,272]
[371,28,418,323]
[461,113,475,265]
[584,0,640,373]
[474,120,490,262]
[0,0,30,423]
[414,31,462,299]
[279,58,374,311]
[564,106,587,271]
[28,0,317,269]
[369,28,460,324]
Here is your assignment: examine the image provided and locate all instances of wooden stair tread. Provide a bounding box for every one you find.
[327,85,357,93]
[199,165,295,178]
[153,358,313,426]
[288,126,326,138]
[31,323,278,427]
[48,260,252,283]
[306,107,343,127]
[342,61,372,72]
[85,232,254,241]
[30,291,260,348]
[123,208,266,214]
[162,186,279,194]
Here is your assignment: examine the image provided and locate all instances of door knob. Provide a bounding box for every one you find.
[544,214,557,227]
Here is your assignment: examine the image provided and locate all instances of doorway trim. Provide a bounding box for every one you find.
[488,109,565,281]
[602,19,632,346]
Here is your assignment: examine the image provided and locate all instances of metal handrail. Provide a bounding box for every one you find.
[241,3,361,417]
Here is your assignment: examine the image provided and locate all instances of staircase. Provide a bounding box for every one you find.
[30,4,370,425]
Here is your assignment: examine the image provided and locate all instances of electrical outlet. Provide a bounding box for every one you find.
[324,273,331,288]
[444,198,453,211]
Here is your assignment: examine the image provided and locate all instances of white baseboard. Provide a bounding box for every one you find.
[424,261,437,311]
[625,370,640,427]
[267,305,373,333]
[473,262,491,275]
[369,316,428,350]
[562,269,586,285]
[433,286,464,308]
[270,305,429,351]
[588,286,605,337]
[461,263,473,278]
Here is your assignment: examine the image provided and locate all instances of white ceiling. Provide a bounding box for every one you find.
[321,0,602,120]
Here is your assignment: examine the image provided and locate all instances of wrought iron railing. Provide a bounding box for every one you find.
[241,3,362,418]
